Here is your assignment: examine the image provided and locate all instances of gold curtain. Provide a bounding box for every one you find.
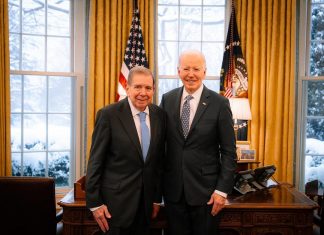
[0,0,11,176]
[236,0,296,183]
[87,0,156,160]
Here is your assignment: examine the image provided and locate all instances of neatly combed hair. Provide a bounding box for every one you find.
[127,66,155,85]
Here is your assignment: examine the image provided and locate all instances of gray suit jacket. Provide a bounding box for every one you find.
[86,98,166,227]
[160,86,237,205]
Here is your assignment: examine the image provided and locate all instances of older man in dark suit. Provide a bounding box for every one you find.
[86,66,166,235]
[160,50,237,235]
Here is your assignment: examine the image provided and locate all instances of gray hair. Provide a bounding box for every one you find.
[127,66,155,85]
[178,50,207,69]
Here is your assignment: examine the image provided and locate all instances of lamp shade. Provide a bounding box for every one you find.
[229,98,252,120]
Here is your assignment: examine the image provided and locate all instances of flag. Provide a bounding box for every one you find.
[220,2,248,98]
[117,7,148,101]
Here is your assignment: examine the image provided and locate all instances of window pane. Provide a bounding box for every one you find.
[158,78,181,103]
[47,0,70,36]
[311,4,324,40]
[48,114,71,151]
[11,114,22,152]
[22,35,45,71]
[158,6,178,41]
[23,114,46,151]
[158,41,178,75]
[12,153,22,176]
[24,75,47,112]
[203,79,220,92]
[159,0,178,4]
[47,37,70,72]
[23,152,46,176]
[179,42,201,53]
[307,81,324,116]
[180,0,202,4]
[203,7,224,42]
[9,33,20,70]
[306,119,324,143]
[49,76,72,113]
[180,6,202,41]
[202,42,223,76]
[305,155,324,191]
[203,0,225,4]
[310,42,324,76]
[49,152,70,187]
[8,0,20,33]
[10,75,22,112]
[22,0,45,34]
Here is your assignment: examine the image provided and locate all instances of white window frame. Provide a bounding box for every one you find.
[9,0,86,192]
[156,1,231,102]
[296,0,324,190]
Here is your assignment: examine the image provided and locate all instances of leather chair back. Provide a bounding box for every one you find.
[0,177,57,235]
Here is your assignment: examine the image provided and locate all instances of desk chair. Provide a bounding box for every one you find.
[0,177,63,235]
[305,179,324,235]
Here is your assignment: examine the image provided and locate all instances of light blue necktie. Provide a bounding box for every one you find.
[181,95,193,139]
[138,112,150,160]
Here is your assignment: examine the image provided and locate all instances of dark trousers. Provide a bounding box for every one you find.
[165,193,222,235]
[103,190,149,235]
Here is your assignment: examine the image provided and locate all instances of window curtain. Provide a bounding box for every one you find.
[236,0,296,183]
[0,0,11,176]
[87,0,156,160]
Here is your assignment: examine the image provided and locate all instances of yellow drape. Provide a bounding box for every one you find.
[0,0,11,176]
[87,0,156,160]
[236,0,296,183]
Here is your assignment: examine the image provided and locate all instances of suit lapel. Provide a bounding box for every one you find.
[173,87,184,138]
[187,86,210,138]
[117,99,143,160]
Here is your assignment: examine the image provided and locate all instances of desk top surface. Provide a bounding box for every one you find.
[59,183,317,210]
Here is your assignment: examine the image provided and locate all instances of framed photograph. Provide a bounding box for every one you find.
[240,149,256,161]
[236,141,250,150]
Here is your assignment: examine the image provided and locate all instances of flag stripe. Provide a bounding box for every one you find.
[117,8,148,101]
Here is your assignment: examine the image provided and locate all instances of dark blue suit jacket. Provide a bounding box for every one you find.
[160,86,237,205]
[86,98,166,227]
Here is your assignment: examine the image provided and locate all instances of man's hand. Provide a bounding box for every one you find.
[207,192,226,216]
[151,203,160,219]
[92,205,112,232]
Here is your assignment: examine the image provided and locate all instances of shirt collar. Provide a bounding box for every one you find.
[182,84,204,101]
[127,98,150,117]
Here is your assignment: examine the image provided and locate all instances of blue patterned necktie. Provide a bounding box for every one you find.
[138,112,150,160]
[181,95,193,139]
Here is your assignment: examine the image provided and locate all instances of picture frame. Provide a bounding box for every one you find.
[236,141,250,150]
[240,149,256,161]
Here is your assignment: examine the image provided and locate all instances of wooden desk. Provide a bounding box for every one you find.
[58,184,317,235]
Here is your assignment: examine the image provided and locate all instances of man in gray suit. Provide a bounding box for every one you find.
[86,66,166,235]
[160,50,237,235]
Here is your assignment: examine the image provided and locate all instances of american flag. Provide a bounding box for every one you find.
[220,1,248,99]
[117,8,148,101]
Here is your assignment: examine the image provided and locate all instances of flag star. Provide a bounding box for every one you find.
[129,63,133,68]
[126,48,130,52]
[136,56,140,61]
[141,50,146,54]
[137,41,141,46]
[141,57,145,62]
[131,48,135,53]
[127,40,131,44]
[137,48,141,53]
[125,55,129,59]
[130,55,134,60]
[135,25,138,29]
[138,34,142,38]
